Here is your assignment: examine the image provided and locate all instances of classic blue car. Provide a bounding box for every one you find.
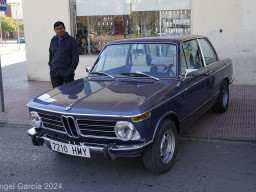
[27,35,233,173]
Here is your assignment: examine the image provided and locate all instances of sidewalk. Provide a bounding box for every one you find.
[0,51,255,142]
[0,40,26,56]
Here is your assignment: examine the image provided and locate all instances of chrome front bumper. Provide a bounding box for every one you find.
[27,128,153,159]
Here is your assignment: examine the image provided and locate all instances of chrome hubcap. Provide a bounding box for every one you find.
[160,130,175,164]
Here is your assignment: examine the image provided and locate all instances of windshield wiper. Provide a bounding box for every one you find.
[90,71,115,79]
[121,71,159,81]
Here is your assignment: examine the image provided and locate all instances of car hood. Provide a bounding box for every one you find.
[29,78,177,116]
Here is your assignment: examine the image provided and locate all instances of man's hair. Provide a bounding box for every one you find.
[54,21,65,29]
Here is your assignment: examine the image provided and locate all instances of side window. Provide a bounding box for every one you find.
[198,38,217,65]
[182,40,204,70]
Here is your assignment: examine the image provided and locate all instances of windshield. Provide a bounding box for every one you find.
[91,43,177,78]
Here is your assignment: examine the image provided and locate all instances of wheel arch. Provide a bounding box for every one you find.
[224,77,230,85]
[152,111,180,140]
[218,77,230,91]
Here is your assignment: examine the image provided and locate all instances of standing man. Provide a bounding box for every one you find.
[49,21,79,88]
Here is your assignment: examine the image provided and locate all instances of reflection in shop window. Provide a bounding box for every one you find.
[71,0,191,55]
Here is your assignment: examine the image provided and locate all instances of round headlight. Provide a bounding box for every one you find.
[30,112,42,128]
[114,121,140,141]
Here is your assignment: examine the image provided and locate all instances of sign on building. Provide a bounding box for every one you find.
[0,0,7,11]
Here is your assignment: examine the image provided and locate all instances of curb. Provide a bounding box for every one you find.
[180,135,256,144]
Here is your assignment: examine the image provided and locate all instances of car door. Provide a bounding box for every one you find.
[179,39,214,121]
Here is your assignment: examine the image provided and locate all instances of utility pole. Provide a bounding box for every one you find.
[0,0,6,112]
[0,12,3,46]
[0,57,4,112]
[16,3,20,50]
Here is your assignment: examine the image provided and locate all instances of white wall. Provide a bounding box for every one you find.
[191,0,256,84]
[23,0,97,81]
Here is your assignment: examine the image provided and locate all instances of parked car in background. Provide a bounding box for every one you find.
[17,38,25,43]
[27,34,233,173]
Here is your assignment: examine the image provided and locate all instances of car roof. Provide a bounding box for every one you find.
[108,34,207,45]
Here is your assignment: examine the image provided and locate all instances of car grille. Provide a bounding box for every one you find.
[77,119,117,138]
[38,112,65,133]
[38,112,117,138]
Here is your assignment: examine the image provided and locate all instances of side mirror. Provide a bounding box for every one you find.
[183,69,197,81]
[86,66,91,73]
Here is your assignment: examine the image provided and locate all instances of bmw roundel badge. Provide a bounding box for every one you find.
[65,106,71,111]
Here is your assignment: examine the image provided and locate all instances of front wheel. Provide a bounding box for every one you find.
[213,80,229,113]
[142,119,178,173]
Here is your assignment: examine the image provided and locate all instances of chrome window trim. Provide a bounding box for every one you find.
[196,38,207,67]
[197,38,219,66]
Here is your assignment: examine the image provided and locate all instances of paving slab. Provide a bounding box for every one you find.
[182,85,256,142]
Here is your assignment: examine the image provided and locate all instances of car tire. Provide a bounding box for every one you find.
[142,119,178,173]
[213,80,229,113]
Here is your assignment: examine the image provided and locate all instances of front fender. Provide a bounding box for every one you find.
[152,111,179,140]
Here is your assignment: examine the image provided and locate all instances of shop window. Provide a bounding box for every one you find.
[71,0,191,55]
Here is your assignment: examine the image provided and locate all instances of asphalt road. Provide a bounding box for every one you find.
[0,126,255,192]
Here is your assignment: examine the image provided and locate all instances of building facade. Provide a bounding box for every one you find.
[23,0,256,84]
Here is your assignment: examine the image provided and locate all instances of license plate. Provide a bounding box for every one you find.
[50,141,91,158]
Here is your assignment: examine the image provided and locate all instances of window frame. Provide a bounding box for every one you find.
[91,42,179,79]
[180,38,206,75]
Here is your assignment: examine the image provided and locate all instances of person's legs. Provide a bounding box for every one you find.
[51,75,64,88]
[63,73,75,84]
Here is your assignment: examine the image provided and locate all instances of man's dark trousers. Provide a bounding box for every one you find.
[50,68,75,88]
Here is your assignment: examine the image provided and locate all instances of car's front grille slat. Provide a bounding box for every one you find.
[43,122,63,131]
[42,118,61,124]
[38,112,65,132]
[83,131,116,137]
[79,128,115,133]
[79,125,114,131]
[78,123,114,128]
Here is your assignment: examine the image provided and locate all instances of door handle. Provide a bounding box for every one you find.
[205,71,214,76]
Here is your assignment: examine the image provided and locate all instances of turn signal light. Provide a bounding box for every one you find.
[132,111,151,122]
